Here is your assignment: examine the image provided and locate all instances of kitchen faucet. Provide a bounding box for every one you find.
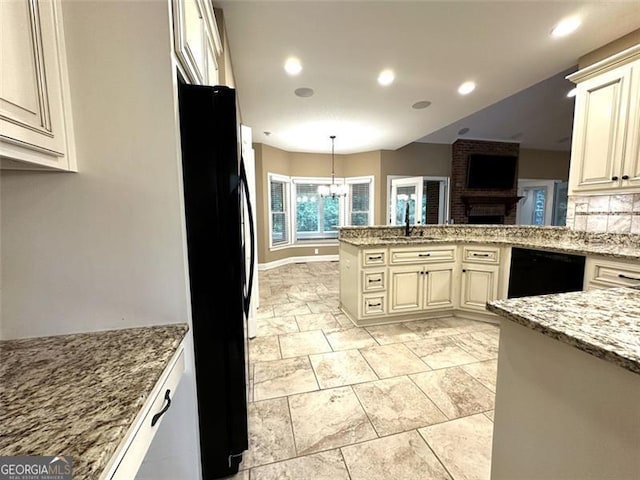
[404,202,411,236]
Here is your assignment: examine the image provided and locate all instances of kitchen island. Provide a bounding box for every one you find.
[0,323,188,479]
[487,287,640,479]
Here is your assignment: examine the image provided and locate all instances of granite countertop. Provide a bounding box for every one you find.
[338,225,640,261]
[0,323,189,479]
[487,287,640,375]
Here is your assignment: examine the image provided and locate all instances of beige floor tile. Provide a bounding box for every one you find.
[295,312,340,331]
[365,323,422,345]
[484,410,494,422]
[403,318,460,338]
[287,290,323,302]
[257,315,299,336]
[353,376,446,436]
[405,336,479,369]
[410,367,495,419]
[248,336,281,362]
[333,313,356,328]
[288,386,377,455]
[220,470,250,480]
[450,331,500,360]
[279,330,332,358]
[437,317,497,334]
[419,413,493,480]
[253,357,319,401]
[324,327,378,351]
[256,306,275,319]
[360,343,431,379]
[259,292,292,307]
[241,397,296,469]
[310,350,378,389]
[249,450,350,480]
[462,360,499,392]
[341,430,451,480]
[307,300,337,314]
[274,302,313,317]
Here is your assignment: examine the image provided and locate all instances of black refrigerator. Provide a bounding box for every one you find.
[177,82,255,479]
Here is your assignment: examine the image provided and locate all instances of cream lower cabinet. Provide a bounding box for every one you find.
[584,256,640,290]
[459,245,502,314]
[389,264,456,314]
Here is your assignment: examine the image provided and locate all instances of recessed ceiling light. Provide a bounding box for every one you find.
[284,57,302,75]
[294,87,314,98]
[378,69,395,86]
[567,88,577,98]
[458,81,475,95]
[412,100,431,109]
[458,127,470,135]
[551,17,581,37]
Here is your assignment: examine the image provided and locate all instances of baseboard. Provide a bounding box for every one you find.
[259,255,339,271]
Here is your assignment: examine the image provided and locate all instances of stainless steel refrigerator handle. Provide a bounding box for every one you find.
[240,157,256,315]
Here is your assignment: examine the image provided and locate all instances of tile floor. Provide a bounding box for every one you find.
[236,261,500,480]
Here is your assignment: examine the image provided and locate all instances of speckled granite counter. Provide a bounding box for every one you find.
[0,323,189,479]
[339,225,640,261]
[487,287,640,375]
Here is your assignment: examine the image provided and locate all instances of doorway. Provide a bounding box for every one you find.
[516,179,568,226]
[388,176,450,225]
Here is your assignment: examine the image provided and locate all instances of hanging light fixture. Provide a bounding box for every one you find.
[318,135,348,198]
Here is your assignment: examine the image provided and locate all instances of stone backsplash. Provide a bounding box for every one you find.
[566,193,640,234]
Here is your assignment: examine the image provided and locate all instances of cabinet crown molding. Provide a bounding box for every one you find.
[567,43,640,84]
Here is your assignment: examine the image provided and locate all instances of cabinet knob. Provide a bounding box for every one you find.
[462,269,466,273]
[612,176,619,181]
[622,175,630,180]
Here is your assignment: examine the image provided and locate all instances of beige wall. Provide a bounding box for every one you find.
[518,148,571,180]
[579,28,640,69]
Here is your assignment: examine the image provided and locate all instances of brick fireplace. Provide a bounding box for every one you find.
[450,139,521,224]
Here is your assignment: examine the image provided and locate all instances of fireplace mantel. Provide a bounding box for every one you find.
[461,195,524,216]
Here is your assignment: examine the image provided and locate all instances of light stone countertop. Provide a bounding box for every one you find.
[338,225,640,261]
[0,323,189,479]
[487,287,640,375]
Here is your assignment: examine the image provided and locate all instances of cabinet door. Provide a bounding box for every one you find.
[173,0,206,84]
[460,264,499,313]
[0,0,75,170]
[423,265,456,310]
[569,64,630,193]
[389,266,422,314]
[622,63,640,189]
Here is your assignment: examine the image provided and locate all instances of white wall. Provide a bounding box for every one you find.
[0,1,200,478]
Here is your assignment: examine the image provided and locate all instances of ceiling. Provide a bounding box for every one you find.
[215,1,640,155]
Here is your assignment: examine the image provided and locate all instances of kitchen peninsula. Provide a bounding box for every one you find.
[487,287,640,479]
[0,323,188,479]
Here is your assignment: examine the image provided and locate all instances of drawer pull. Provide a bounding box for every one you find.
[418,253,431,257]
[151,389,172,427]
[622,175,630,180]
[368,302,381,307]
[368,278,382,283]
[618,274,640,281]
[472,253,490,257]
[612,176,619,181]
[368,255,383,260]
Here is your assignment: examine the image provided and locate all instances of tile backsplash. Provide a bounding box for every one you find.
[566,193,640,234]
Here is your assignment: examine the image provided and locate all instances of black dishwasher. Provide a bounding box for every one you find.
[507,247,586,298]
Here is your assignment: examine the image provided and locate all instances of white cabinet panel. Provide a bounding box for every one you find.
[460,264,500,313]
[389,266,422,314]
[423,265,455,310]
[1,0,76,171]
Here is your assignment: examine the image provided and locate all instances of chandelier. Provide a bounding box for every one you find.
[318,135,348,198]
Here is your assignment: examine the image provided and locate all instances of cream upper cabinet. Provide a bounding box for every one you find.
[173,0,222,86]
[568,47,640,194]
[0,0,76,171]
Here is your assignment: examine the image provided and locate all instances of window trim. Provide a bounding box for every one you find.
[268,172,291,249]
[346,175,375,226]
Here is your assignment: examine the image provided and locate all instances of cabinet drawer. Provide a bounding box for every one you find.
[362,249,386,267]
[362,293,386,316]
[586,259,640,288]
[104,346,186,480]
[362,269,386,292]
[390,246,456,264]
[463,246,500,264]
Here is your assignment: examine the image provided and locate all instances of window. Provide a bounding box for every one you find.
[269,174,289,246]
[268,173,374,248]
[295,182,340,240]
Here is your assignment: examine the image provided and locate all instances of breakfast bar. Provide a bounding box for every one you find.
[487,287,640,479]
